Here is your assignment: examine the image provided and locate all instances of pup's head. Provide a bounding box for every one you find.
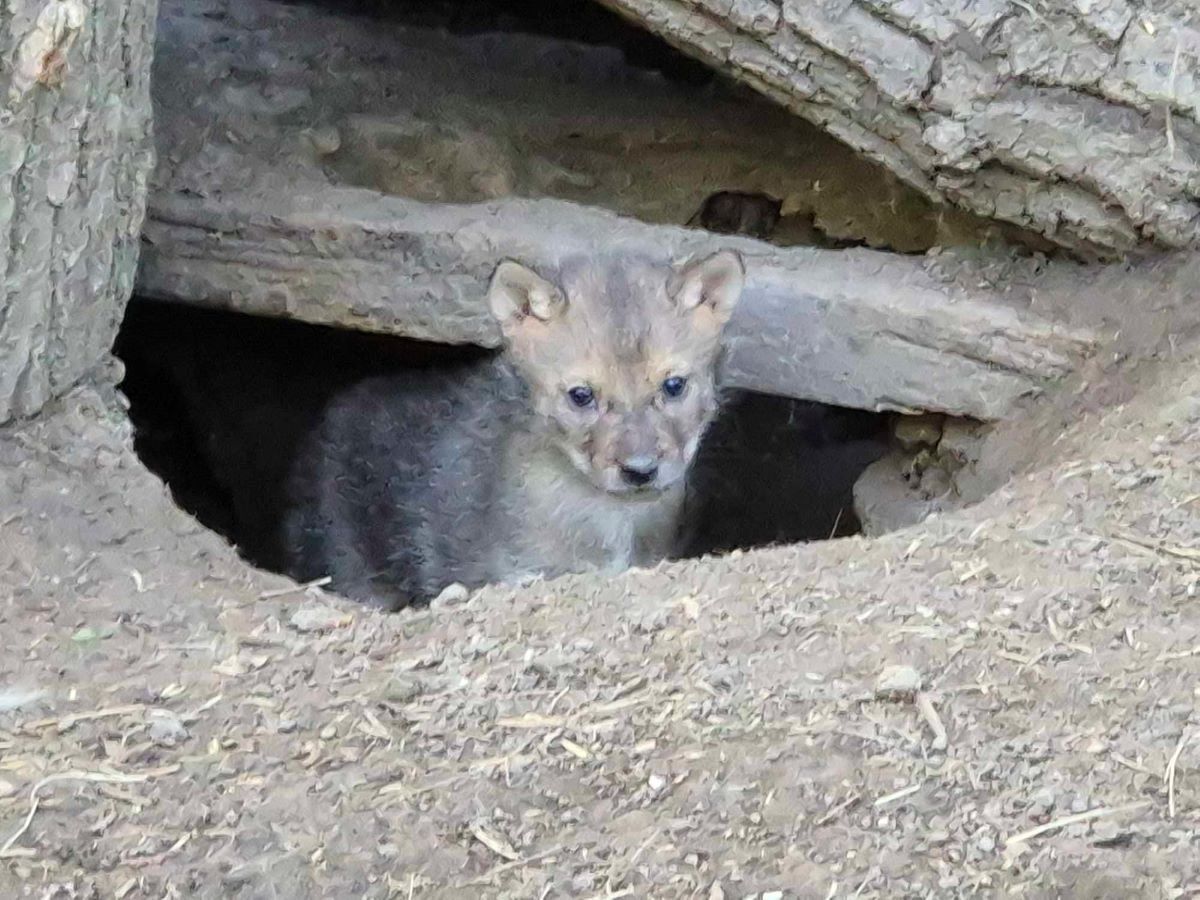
[487,250,745,496]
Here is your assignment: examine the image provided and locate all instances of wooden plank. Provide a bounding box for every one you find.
[138,187,1099,420]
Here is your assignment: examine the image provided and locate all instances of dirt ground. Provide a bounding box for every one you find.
[4,265,1200,898]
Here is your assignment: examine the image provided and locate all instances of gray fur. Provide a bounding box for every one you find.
[282,252,743,609]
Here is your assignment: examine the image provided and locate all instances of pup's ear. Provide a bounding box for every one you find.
[487,260,567,337]
[668,250,745,327]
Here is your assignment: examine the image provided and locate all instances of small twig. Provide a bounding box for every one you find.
[21,704,146,733]
[828,507,845,540]
[1170,493,1200,512]
[378,774,458,800]
[1003,801,1152,847]
[853,873,876,897]
[627,829,659,867]
[258,575,332,600]
[873,783,921,808]
[69,553,98,577]
[463,845,563,886]
[1,767,179,856]
[606,828,661,890]
[916,692,948,751]
[815,791,861,827]
[1166,729,1194,818]
[1111,752,1156,777]
[1166,36,1182,158]
[1112,531,1200,564]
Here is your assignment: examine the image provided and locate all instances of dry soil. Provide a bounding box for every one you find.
[3,287,1200,897]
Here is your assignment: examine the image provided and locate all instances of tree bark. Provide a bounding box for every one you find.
[0,0,157,425]
[594,0,1200,257]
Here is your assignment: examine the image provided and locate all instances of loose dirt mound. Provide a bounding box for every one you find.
[3,328,1200,897]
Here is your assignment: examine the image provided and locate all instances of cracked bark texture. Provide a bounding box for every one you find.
[0,0,157,425]
[595,0,1200,256]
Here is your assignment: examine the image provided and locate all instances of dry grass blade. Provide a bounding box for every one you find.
[916,693,948,750]
[815,792,861,827]
[259,575,332,600]
[828,507,844,540]
[1003,800,1152,847]
[1166,35,1182,157]
[0,766,180,856]
[560,737,592,760]
[606,827,661,890]
[1113,531,1200,564]
[496,713,566,729]
[21,704,145,733]
[462,845,563,886]
[873,784,920,808]
[1111,752,1156,777]
[1165,729,1193,818]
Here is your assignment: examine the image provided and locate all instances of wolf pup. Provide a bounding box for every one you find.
[282,250,745,609]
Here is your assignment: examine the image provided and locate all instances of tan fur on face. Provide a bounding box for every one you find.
[487,251,744,496]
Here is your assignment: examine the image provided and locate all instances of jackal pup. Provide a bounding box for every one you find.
[283,250,745,608]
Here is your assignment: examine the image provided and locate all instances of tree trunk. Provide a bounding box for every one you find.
[137,0,1104,423]
[594,0,1200,257]
[0,0,157,425]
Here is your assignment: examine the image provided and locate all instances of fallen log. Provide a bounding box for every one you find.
[594,0,1200,257]
[138,186,1099,420]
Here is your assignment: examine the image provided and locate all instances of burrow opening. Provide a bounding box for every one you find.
[114,300,892,575]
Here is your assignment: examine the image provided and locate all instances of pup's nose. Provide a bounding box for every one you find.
[619,457,659,487]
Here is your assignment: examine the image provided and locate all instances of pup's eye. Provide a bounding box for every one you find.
[661,376,687,399]
[567,385,595,408]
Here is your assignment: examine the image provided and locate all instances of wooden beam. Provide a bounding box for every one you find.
[138,187,1098,420]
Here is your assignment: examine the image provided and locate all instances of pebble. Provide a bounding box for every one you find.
[431,582,470,609]
[304,124,342,155]
[290,603,351,633]
[875,665,923,697]
[384,674,423,703]
[148,711,189,747]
